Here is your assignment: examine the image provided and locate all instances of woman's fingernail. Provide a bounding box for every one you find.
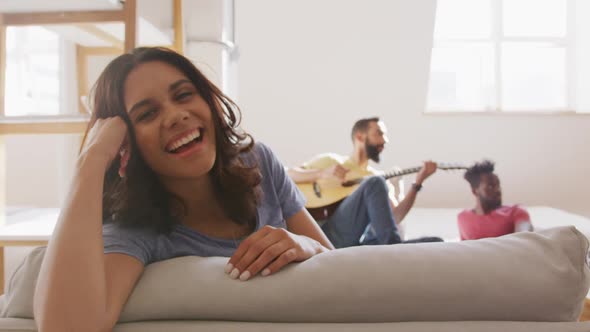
[239,271,251,281]
[224,263,233,274]
[261,268,271,277]
[229,268,240,279]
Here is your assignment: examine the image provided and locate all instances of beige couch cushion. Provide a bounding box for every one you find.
[1,226,588,323]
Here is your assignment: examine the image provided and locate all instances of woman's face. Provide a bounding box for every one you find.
[123,61,217,181]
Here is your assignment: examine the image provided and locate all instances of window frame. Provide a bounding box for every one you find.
[426,0,581,114]
[0,2,141,135]
[5,26,65,118]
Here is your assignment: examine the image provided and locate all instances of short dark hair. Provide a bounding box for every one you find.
[464,159,495,189]
[351,117,380,141]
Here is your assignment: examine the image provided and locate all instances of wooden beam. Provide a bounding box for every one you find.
[2,10,125,26]
[0,19,6,117]
[0,121,88,135]
[123,0,138,53]
[580,298,590,321]
[78,46,121,57]
[75,23,124,49]
[76,45,89,114]
[0,247,3,294]
[173,0,185,54]
[0,241,49,247]
[0,19,6,230]
[0,136,5,228]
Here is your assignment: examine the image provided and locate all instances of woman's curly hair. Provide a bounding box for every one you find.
[83,47,261,232]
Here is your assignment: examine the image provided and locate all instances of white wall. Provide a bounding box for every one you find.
[575,0,590,113]
[6,0,589,217]
[184,0,233,88]
[138,0,174,39]
[235,0,590,217]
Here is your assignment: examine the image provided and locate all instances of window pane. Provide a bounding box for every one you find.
[503,0,566,37]
[434,0,492,39]
[501,43,566,110]
[427,43,495,111]
[4,134,81,218]
[4,27,61,117]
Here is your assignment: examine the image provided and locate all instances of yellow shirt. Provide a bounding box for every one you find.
[302,153,404,205]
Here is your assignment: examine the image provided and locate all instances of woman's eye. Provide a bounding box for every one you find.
[138,109,157,122]
[176,91,193,101]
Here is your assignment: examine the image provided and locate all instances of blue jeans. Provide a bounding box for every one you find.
[320,176,442,248]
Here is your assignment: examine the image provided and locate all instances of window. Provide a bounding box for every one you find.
[4,26,62,117]
[427,0,575,113]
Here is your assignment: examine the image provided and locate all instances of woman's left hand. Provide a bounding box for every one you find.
[226,225,326,281]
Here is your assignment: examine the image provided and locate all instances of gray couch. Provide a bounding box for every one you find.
[0,226,588,331]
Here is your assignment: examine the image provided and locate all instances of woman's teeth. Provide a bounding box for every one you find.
[168,129,201,152]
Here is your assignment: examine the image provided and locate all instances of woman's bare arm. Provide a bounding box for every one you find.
[286,209,334,250]
[34,118,144,332]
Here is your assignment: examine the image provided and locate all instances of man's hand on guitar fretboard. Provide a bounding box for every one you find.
[416,161,438,184]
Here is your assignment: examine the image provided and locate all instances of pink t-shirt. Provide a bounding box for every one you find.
[457,205,531,241]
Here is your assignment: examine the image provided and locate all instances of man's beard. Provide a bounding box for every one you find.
[365,141,382,163]
[480,196,502,213]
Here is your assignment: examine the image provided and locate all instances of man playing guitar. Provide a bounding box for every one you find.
[287,117,442,248]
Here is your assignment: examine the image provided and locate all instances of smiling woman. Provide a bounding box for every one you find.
[32,47,333,332]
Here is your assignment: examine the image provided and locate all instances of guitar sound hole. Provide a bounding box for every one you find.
[313,182,322,198]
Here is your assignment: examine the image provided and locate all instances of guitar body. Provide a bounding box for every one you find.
[297,181,361,208]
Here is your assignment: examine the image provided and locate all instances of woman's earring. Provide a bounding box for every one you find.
[118,148,129,178]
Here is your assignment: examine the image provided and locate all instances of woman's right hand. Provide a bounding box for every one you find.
[80,117,129,171]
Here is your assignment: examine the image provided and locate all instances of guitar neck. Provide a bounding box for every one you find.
[383,167,422,180]
[342,167,420,187]
[341,164,467,187]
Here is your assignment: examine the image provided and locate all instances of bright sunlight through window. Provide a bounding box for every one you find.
[4,26,61,117]
[427,0,571,113]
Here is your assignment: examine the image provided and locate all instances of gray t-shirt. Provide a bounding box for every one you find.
[103,142,305,265]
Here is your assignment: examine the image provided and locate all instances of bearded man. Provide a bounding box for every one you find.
[288,117,442,248]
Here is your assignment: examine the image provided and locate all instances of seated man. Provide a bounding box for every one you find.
[458,160,533,240]
[288,117,443,248]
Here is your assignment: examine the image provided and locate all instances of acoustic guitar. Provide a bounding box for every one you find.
[297,163,467,220]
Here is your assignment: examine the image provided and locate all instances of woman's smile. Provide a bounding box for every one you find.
[165,127,207,158]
